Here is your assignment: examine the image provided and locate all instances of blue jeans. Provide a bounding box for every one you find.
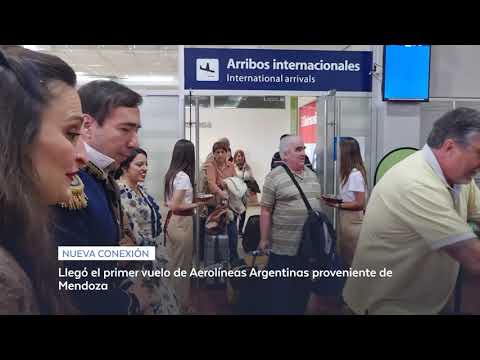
[266,253,311,315]
[227,215,238,261]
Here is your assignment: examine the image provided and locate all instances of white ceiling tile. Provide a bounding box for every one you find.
[33,45,371,89]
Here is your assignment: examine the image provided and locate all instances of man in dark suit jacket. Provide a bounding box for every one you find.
[53,80,145,314]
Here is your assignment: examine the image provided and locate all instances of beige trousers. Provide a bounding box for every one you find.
[166,215,194,313]
[338,210,364,268]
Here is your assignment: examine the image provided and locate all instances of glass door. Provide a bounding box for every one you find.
[315,92,372,230]
[315,90,338,226]
[139,95,181,203]
[337,96,373,191]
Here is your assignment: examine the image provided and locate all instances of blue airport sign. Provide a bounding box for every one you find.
[185,48,372,92]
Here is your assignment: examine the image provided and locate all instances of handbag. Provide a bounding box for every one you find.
[280,164,346,296]
[205,206,228,235]
[242,215,261,252]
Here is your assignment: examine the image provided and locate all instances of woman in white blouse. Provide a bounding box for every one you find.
[164,139,208,314]
[323,137,367,268]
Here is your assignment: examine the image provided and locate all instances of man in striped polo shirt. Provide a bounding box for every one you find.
[259,135,323,314]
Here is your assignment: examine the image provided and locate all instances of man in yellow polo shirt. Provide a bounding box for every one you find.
[343,107,480,314]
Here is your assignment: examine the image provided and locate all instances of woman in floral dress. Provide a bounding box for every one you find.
[116,147,179,315]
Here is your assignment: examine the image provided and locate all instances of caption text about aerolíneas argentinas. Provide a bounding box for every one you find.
[58,267,392,291]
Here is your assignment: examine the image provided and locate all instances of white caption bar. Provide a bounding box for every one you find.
[58,246,156,261]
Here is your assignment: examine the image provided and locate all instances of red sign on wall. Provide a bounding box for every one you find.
[299,101,317,143]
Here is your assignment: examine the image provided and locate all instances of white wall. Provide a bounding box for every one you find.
[372,45,423,162]
[373,45,480,165]
[188,101,291,192]
[381,103,421,154]
[430,46,480,98]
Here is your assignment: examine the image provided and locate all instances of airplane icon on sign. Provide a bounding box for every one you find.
[199,62,215,73]
[196,58,219,81]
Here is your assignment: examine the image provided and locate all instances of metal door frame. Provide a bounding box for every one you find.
[316,90,340,230]
[184,90,372,278]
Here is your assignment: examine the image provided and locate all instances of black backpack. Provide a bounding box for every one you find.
[242,215,261,252]
[280,165,345,295]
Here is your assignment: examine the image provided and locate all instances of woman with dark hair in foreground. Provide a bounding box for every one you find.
[0,45,86,314]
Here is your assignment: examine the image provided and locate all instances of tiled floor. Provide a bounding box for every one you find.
[190,285,232,315]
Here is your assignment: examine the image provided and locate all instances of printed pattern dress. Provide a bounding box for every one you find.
[118,182,180,315]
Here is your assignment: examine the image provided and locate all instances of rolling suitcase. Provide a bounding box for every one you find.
[204,233,230,286]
